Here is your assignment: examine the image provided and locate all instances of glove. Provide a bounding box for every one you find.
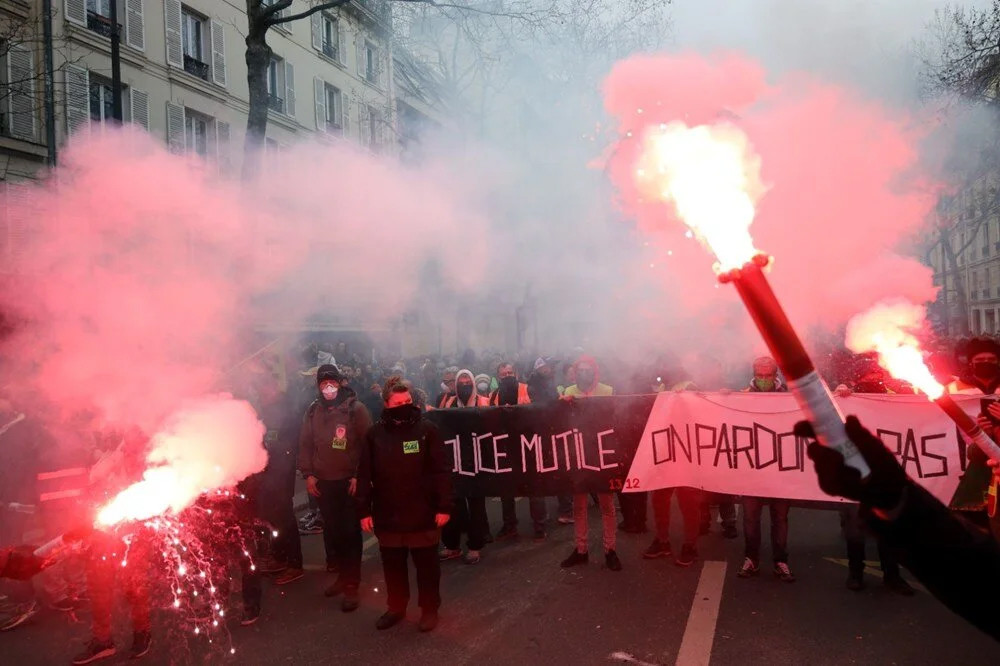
[794,416,907,511]
[3,546,45,581]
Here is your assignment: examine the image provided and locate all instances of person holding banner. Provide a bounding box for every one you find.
[357,377,452,632]
[560,356,622,572]
[440,370,491,564]
[736,357,795,582]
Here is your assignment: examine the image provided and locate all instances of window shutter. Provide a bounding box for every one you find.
[359,104,370,146]
[125,0,145,51]
[284,61,295,117]
[64,0,86,26]
[1,182,34,268]
[314,77,326,131]
[356,37,365,77]
[129,88,149,130]
[64,64,90,136]
[210,19,227,87]
[311,13,322,51]
[215,119,230,166]
[341,96,350,135]
[166,101,185,153]
[163,0,183,68]
[7,44,36,141]
[338,21,347,65]
[377,48,386,88]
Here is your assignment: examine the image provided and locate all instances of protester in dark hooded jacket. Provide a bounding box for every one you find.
[527,357,559,404]
[298,364,372,611]
[357,377,451,632]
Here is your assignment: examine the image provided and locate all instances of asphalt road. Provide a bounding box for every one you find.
[3,499,999,665]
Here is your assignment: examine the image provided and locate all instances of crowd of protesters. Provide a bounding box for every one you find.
[2,335,999,661]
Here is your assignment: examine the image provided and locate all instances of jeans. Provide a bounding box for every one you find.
[573,492,616,553]
[263,457,303,569]
[501,496,548,531]
[701,493,737,530]
[316,479,362,587]
[380,545,441,613]
[742,497,789,564]
[87,532,151,643]
[442,497,489,551]
[651,487,701,547]
[840,505,900,579]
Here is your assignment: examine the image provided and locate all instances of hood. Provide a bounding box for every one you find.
[454,368,480,405]
[572,355,601,384]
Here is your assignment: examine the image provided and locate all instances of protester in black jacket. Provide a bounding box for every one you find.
[797,417,1000,643]
[356,377,451,633]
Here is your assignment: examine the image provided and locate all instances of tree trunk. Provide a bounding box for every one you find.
[243,5,271,180]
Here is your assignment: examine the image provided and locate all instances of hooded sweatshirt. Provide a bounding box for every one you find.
[563,355,613,398]
[443,369,490,408]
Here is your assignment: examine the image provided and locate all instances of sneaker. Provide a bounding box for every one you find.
[532,529,547,542]
[496,525,519,541]
[71,639,116,665]
[256,556,287,575]
[884,576,915,596]
[722,524,739,539]
[556,515,574,525]
[464,550,482,565]
[560,550,588,568]
[324,579,346,598]
[418,609,439,632]
[342,587,360,612]
[675,544,697,568]
[130,630,152,659]
[375,611,405,630]
[605,550,623,571]
[439,548,463,562]
[737,557,760,578]
[240,606,261,626]
[846,573,866,591]
[0,600,39,632]
[274,567,304,585]
[643,539,673,559]
[773,562,796,583]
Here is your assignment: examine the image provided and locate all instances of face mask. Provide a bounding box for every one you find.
[973,362,1000,381]
[753,378,776,391]
[321,385,338,400]
[499,376,518,389]
[457,384,473,403]
[385,404,421,425]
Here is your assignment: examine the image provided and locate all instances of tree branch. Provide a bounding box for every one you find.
[269,0,350,26]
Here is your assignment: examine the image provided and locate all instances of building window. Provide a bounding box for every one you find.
[364,41,378,84]
[324,83,343,132]
[185,111,209,156]
[182,8,209,80]
[88,75,127,123]
[322,14,339,60]
[363,104,382,149]
[86,0,120,38]
[267,57,284,113]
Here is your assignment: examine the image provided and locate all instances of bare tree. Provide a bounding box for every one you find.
[920,1,1000,104]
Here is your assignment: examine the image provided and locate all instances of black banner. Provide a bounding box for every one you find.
[424,396,656,497]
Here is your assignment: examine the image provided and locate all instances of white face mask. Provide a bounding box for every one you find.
[321,385,338,400]
[477,382,490,394]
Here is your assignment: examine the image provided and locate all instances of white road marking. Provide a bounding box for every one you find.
[674,560,727,666]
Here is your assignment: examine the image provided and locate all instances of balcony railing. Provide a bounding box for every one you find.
[268,94,285,113]
[351,0,390,25]
[184,55,210,81]
[87,11,121,38]
[322,41,338,60]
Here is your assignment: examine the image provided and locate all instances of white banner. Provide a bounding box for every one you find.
[625,392,979,504]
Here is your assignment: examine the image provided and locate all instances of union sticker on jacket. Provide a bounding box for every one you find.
[331,424,348,450]
[403,440,420,454]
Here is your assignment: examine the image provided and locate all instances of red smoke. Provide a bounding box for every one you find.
[602,53,937,345]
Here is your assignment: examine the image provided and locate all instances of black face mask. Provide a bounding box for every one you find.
[384,404,421,426]
[457,384,474,403]
[973,362,1000,381]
